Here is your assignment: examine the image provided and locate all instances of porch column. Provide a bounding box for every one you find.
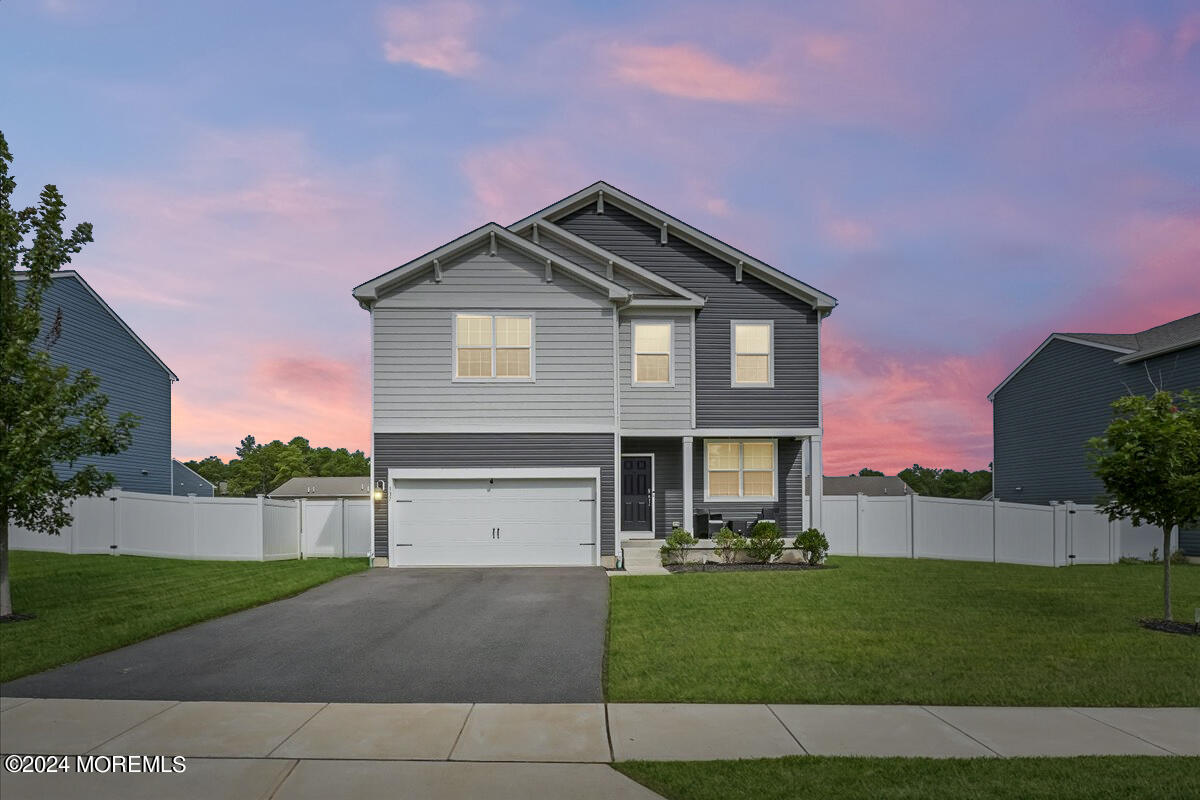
[809,435,824,531]
[682,436,694,534]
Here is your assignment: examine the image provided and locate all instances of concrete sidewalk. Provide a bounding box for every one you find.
[1,698,1195,799]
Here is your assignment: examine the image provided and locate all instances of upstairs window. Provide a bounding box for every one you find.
[454,313,532,380]
[633,321,673,385]
[731,321,773,386]
[706,440,776,500]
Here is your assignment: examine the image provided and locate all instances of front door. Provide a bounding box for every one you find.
[621,456,653,532]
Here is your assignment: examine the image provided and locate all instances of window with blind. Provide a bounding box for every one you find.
[632,321,673,386]
[705,440,776,500]
[731,321,773,386]
[454,313,533,380]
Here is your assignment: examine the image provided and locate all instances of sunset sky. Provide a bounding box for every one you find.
[3,0,1198,475]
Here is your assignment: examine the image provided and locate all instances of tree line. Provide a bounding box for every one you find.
[185,435,370,497]
[852,465,993,500]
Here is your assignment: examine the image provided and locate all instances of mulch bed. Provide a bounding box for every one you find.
[1137,618,1199,636]
[664,562,831,573]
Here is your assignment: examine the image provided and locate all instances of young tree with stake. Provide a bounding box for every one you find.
[1088,390,1200,622]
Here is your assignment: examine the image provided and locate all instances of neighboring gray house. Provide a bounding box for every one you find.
[989,312,1200,554]
[17,270,178,494]
[171,459,214,497]
[353,182,837,568]
[820,475,913,496]
[269,476,371,501]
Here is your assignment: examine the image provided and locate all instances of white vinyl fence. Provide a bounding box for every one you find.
[8,490,372,561]
[822,494,1174,567]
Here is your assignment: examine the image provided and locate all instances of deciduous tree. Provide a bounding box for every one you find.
[0,131,137,618]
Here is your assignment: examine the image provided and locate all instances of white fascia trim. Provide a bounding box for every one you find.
[624,298,705,309]
[1114,337,1200,364]
[375,421,616,434]
[512,219,705,305]
[353,223,631,305]
[388,467,601,481]
[987,333,1137,401]
[16,271,180,381]
[510,182,837,311]
[619,427,822,438]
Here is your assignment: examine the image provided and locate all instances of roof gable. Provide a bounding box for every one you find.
[989,334,1136,401]
[509,181,837,311]
[15,270,178,381]
[352,223,631,306]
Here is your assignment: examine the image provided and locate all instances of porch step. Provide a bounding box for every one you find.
[619,539,670,575]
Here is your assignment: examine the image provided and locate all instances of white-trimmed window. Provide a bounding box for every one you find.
[731,320,773,386]
[454,313,533,380]
[632,321,673,386]
[705,440,776,500]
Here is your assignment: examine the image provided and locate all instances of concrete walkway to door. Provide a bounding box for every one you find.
[1,698,1195,799]
[0,568,609,704]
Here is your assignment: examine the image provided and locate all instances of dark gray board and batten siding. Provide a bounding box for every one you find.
[25,275,173,495]
[558,206,819,427]
[373,433,616,558]
[993,338,1200,507]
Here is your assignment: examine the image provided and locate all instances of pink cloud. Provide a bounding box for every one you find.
[460,137,591,222]
[608,43,783,104]
[823,217,877,250]
[380,2,482,76]
[821,328,1001,475]
[1174,12,1200,60]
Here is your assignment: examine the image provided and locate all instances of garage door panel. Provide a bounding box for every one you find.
[390,476,596,566]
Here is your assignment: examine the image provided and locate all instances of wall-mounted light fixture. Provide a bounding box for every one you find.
[373,479,385,501]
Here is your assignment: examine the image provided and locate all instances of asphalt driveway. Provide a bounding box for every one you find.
[0,567,608,703]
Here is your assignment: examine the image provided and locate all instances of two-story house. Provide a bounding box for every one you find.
[353,183,836,567]
[989,312,1200,555]
[16,270,178,494]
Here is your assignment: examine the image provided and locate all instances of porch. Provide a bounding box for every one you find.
[618,434,823,541]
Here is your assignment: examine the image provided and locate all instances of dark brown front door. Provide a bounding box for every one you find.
[621,456,652,532]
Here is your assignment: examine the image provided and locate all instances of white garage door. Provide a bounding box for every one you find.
[390,476,597,566]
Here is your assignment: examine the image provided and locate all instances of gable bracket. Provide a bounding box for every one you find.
[606,260,614,280]
[531,223,539,244]
[433,258,442,283]
[489,231,497,256]
[660,222,668,245]
[735,260,743,282]
[597,190,605,214]
[545,258,553,283]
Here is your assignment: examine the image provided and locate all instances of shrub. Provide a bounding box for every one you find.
[794,527,830,565]
[660,527,698,565]
[745,521,785,563]
[712,526,747,564]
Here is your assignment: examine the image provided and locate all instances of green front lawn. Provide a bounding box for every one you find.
[607,557,1200,706]
[615,756,1200,800]
[0,551,367,682]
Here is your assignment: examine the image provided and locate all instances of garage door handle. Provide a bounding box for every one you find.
[579,542,593,546]
[395,543,413,547]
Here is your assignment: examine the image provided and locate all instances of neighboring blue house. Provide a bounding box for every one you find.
[989,312,1200,554]
[172,459,215,497]
[17,270,178,495]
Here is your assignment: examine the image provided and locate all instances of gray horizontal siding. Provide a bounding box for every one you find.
[373,242,616,425]
[621,437,684,535]
[375,241,610,310]
[172,461,214,496]
[619,312,692,430]
[558,206,819,427]
[692,437,804,536]
[519,229,667,297]
[993,339,1200,505]
[373,433,616,557]
[28,276,172,494]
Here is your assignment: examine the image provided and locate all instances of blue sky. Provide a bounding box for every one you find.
[3,0,1198,472]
